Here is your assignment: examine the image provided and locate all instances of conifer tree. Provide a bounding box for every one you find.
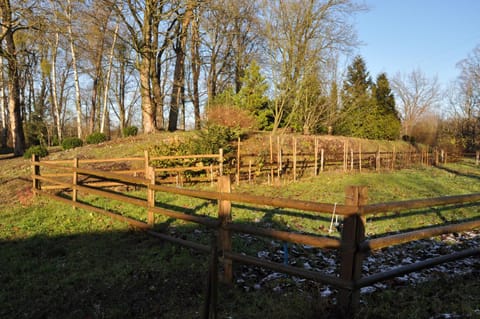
[337,55,374,137]
[372,73,401,140]
[338,56,400,140]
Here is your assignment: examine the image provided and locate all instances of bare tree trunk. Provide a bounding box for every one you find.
[168,5,192,132]
[0,0,26,155]
[66,0,83,139]
[140,58,156,133]
[191,3,201,130]
[100,23,119,135]
[50,32,63,143]
[0,56,7,148]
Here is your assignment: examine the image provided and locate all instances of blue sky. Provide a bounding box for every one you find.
[354,0,480,88]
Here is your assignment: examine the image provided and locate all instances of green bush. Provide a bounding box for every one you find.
[61,137,83,150]
[86,132,107,144]
[23,145,49,159]
[123,126,138,137]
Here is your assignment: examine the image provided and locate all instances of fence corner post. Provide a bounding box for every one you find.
[31,154,40,194]
[147,166,156,227]
[338,185,368,318]
[218,175,232,284]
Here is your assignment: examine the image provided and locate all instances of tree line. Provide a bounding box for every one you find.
[0,0,479,156]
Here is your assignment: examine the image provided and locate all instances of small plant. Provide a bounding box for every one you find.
[23,145,49,159]
[123,126,138,137]
[61,137,83,150]
[86,132,107,144]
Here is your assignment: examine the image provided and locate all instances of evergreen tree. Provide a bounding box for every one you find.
[337,55,374,137]
[337,56,401,140]
[233,61,272,129]
[372,73,401,140]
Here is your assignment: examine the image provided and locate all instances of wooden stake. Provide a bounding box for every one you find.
[218,176,232,283]
[293,137,297,181]
[236,138,240,185]
[31,154,40,194]
[147,166,156,227]
[72,158,78,209]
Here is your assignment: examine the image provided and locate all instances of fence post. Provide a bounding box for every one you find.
[338,185,368,318]
[270,135,274,182]
[31,154,40,194]
[144,150,150,178]
[147,166,156,227]
[293,137,297,181]
[72,158,78,209]
[476,151,479,166]
[358,144,362,172]
[321,148,324,172]
[375,148,381,171]
[236,138,241,185]
[219,148,224,176]
[314,138,318,176]
[217,175,232,284]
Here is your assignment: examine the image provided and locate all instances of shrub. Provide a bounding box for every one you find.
[23,145,49,159]
[86,132,107,144]
[62,137,83,150]
[123,126,138,137]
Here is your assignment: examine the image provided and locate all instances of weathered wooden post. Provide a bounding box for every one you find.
[338,185,368,318]
[236,138,241,185]
[218,175,232,283]
[270,135,274,183]
[350,148,354,171]
[277,136,282,179]
[321,148,324,172]
[144,150,150,178]
[147,166,156,227]
[31,154,40,194]
[219,148,224,176]
[375,148,381,171]
[314,138,319,176]
[293,137,297,181]
[72,158,79,209]
[358,144,362,172]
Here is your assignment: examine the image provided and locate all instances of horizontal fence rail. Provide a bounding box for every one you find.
[31,154,480,318]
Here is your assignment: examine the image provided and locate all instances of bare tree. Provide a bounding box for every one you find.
[0,55,7,147]
[259,0,362,133]
[0,0,27,155]
[445,45,480,151]
[391,69,441,137]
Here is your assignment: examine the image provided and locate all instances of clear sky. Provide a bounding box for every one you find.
[354,0,480,88]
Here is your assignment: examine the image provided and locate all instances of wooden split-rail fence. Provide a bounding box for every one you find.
[31,154,480,318]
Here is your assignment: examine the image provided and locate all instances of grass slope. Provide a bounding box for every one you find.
[1,133,479,318]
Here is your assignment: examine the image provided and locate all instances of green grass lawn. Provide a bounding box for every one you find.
[1,158,479,318]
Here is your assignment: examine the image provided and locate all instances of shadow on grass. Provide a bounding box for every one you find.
[0,229,210,319]
[0,225,333,319]
[435,164,480,181]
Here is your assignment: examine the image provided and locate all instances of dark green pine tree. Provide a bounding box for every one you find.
[337,55,375,138]
[372,73,401,140]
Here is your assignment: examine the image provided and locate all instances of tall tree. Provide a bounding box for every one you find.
[105,0,178,133]
[259,0,362,133]
[65,0,83,138]
[337,55,373,137]
[0,55,7,147]
[391,69,441,137]
[0,0,27,155]
[448,45,480,151]
[168,0,193,132]
[372,73,401,140]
